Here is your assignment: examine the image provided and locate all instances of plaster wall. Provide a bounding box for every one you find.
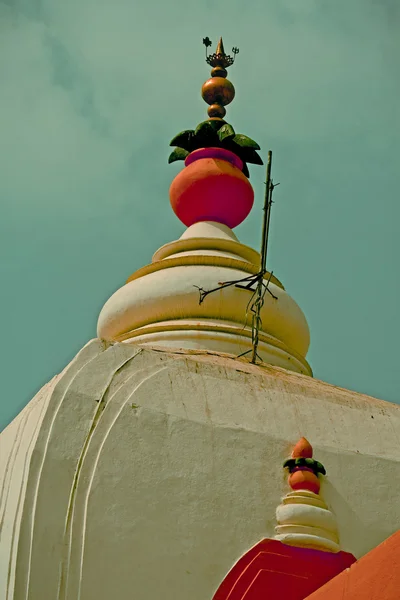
[1,340,399,600]
[0,380,53,600]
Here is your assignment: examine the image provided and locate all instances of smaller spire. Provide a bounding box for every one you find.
[275,438,340,553]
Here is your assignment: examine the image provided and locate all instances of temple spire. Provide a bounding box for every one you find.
[275,438,340,553]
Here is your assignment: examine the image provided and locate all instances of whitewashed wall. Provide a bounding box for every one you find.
[1,340,399,600]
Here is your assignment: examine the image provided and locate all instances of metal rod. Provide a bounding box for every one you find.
[260,151,273,274]
[192,151,278,365]
[250,151,273,364]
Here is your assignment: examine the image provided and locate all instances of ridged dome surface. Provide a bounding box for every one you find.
[97,222,311,375]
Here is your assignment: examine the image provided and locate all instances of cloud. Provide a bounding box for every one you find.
[1,0,397,199]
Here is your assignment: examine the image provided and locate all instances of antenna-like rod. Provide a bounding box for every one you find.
[260,150,273,274]
[251,151,273,364]
[194,150,278,365]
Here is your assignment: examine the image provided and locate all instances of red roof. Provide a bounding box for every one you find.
[304,530,400,600]
[212,539,355,600]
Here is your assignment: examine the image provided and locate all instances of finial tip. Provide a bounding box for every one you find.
[216,37,225,56]
[292,437,313,459]
[203,36,238,69]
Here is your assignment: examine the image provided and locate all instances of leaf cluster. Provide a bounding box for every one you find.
[283,457,326,476]
[168,120,262,178]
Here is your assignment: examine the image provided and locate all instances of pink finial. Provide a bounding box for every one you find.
[169,147,254,229]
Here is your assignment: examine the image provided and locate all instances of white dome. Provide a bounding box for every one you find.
[97,222,311,375]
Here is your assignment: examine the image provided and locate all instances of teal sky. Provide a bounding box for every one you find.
[1,0,399,430]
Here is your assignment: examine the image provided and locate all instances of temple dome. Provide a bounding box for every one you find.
[3,35,400,600]
[97,221,311,375]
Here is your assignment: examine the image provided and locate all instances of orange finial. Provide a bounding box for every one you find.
[292,437,313,459]
[288,470,320,494]
[285,437,322,494]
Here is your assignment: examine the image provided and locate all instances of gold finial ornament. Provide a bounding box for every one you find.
[203,37,239,72]
[202,37,239,120]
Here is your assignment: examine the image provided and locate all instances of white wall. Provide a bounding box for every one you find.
[1,341,399,600]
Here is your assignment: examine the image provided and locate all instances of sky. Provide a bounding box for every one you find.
[1,0,399,430]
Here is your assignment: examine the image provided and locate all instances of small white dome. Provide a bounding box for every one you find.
[179,221,240,242]
[275,490,340,553]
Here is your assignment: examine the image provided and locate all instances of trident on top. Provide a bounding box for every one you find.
[202,37,239,73]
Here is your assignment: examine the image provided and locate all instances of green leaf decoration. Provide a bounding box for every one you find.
[206,119,226,132]
[283,456,325,475]
[168,147,189,164]
[194,120,213,136]
[242,162,250,178]
[233,134,261,150]
[238,147,263,165]
[169,130,195,151]
[194,120,219,146]
[218,123,236,143]
[168,121,260,178]
[221,140,262,168]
